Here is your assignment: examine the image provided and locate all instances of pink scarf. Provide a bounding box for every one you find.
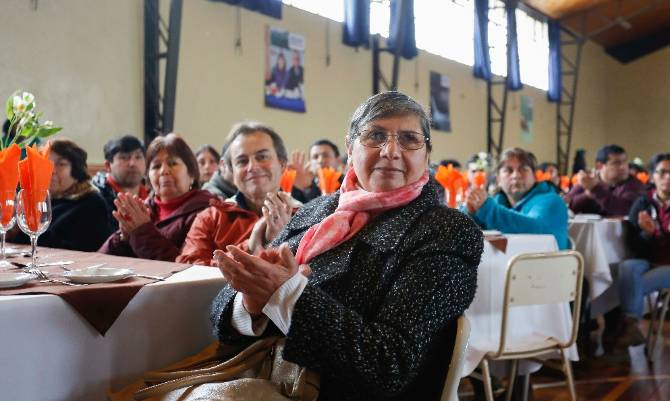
[295,169,429,264]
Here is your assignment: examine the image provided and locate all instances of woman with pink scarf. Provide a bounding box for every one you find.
[211,92,483,401]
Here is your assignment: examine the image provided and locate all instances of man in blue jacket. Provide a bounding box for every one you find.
[464,147,570,250]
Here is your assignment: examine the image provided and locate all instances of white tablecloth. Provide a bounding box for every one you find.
[0,265,225,401]
[463,234,578,377]
[569,218,629,313]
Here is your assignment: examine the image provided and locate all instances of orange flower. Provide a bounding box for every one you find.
[0,144,20,225]
[318,167,342,195]
[18,144,53,231]
[280,168,297,193]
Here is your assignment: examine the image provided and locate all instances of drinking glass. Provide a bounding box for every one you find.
[0,190,16,269]
[16,189,52,275]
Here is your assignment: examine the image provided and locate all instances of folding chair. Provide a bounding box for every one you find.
[645,289,670,360]
[441,315,470,401]
[478,251,584,401]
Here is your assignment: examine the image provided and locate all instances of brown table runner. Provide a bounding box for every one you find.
[485,235,508,253]
[0,246,192,335]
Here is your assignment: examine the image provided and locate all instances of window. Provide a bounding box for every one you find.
[283,0,549,90]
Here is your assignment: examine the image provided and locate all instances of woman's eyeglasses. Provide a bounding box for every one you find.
[358,130,427,151]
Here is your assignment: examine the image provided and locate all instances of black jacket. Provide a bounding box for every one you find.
[91,171,119,230]
[210,181,482,401]
[12,187,114,252]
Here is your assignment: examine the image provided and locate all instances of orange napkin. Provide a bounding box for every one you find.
[0,144,20,226]
[435,164,467,208]
[18,144,53,232]
[560,175,570,192]
[280,168,297,193]
[636,172,649,184]
[473,171,487,189]
[318,167,342,195]
[571,174,579,186]
[535,170,552,182]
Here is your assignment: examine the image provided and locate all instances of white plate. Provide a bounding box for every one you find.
[0,272,34,288]
[574,213,602,221]
[482,230,502,236]
[3,247,29,256]
[63,267,134,284]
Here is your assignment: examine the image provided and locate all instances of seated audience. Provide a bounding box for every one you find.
[567,144,645,216]
[92,135,148,230]
[464,147,570,249]
[11,139,113,251]
[615,153,670,347]
[178,122,296,266]
[538,161,561,188]
[202,146,238,200]
[210,91,482,401]
[99,134,214,261]
[292,139,343,203]
[195,144,220,185]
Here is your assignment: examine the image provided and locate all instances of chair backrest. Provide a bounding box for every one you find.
[440,315,470,401]
[496,250,584,358]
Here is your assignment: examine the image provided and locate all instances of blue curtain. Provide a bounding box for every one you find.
[343,0,370,47]
[388,0,418,59]
[210,0,282,19]
[506,1,522,90]
[473,0,491,81]
[547,20,562,102]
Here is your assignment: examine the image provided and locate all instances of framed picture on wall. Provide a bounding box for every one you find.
[264,26,306,113]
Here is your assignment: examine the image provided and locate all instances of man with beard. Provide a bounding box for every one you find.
[464,147,569,250]
[92,135,149,230]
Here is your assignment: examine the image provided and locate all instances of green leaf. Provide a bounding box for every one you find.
[36,127,61,138]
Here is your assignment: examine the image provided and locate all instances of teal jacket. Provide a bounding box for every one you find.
[470,181,570,250]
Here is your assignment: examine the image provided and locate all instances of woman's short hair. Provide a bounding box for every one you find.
[496,147,538,172]
[221,122,288,169]
[347,91,432,152]
[146,133,200,188]
[49,138,90,182]
[195,144,221,162]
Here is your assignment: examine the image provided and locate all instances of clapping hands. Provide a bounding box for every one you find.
[213,243,311,316]
[112,193,152,236]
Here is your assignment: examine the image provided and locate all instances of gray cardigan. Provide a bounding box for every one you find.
[210,181,483,401]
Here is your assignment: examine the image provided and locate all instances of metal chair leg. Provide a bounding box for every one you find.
[505,359,519,401]
[481,359,495,401]
[560,348,577,401]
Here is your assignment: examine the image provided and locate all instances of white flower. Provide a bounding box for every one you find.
[43,120,53,128]
[12,95,26,114]
[21,92,34,105]
[17,111,35,129]
[478,151,488,160]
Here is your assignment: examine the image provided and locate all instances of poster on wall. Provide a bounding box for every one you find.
[520,95,533,142]
[429,71,451,132]
[264,26,306,113]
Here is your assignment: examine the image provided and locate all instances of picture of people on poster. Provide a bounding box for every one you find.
[430,71,451,132]
[264,26,306,113]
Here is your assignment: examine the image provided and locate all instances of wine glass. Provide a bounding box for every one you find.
[0,190,17,270]
[16,189,52,276]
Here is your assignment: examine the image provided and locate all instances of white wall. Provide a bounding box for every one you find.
[0,0,143,162]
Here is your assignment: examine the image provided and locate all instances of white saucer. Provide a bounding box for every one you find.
[63,267,134,284]
[0,272,34,288]
[482,230,502,236]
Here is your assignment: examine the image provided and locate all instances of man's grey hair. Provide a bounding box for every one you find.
[221,121,288,169]
[346,91,432,152]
